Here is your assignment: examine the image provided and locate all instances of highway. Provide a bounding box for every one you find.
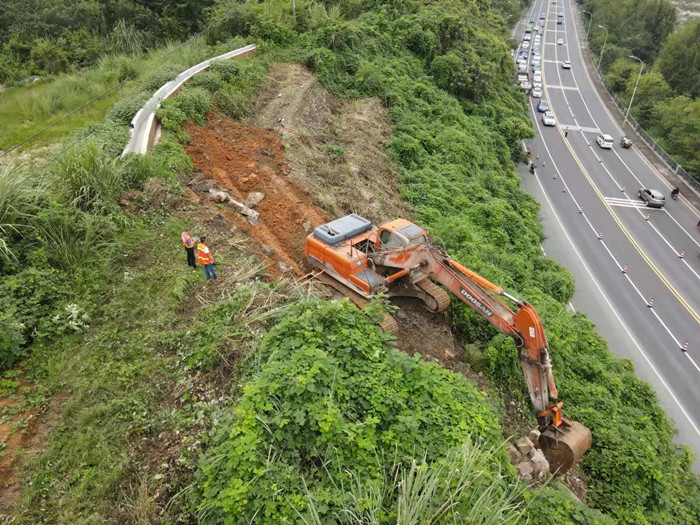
[514,0,700,467]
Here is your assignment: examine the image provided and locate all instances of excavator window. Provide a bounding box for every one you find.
[380,230,404,248]
[409,235,426,246]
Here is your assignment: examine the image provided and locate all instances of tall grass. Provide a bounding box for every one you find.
[301,440,528,525]
[0,164,46,261]
[51,140,128,214]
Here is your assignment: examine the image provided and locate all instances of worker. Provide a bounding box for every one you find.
[530,163,536,174]
[181,228,197,268]
[671,187,679,200]
[197,236,217,280]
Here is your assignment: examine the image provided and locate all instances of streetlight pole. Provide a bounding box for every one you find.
[597,25,608,72]
[582,10,593,38]
[624,55,644,128]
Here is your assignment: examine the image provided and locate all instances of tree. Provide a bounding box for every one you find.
[605,57,636,93]
[656,19,700,98]
[653,96,700,176]
[628,71,672,125]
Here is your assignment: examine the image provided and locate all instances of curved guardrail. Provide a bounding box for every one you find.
[122,43,257,156]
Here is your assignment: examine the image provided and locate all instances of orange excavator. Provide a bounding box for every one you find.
[306,214,592,474]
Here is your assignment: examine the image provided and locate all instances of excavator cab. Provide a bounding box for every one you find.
[376,219,428,250]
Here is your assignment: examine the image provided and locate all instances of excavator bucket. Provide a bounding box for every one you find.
[538,420,592,475]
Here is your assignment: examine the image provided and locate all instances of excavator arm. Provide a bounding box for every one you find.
[427,252,559,423]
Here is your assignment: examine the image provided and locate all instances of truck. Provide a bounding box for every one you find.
[517,71,532,90]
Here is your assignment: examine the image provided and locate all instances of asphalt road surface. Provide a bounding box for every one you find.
[515,0,700,469]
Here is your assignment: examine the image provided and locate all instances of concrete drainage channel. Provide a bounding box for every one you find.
[122,43,257,156]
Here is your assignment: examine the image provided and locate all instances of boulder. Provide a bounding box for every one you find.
[506,445,521,463]
[531,449,550,474]
[529,428,541,444]
[262,245,275,257]
[277,261,292,273]
[245,191,265,208]
[515,461,534,480]
[515,436,534,456]
[302,220,312,233]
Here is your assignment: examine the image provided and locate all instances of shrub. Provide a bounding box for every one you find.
[0,313,26,370]
[194,300,503,523]
[106,91,152,125]
[189,71,222,92]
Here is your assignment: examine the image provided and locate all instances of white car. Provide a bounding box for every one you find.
[533,73,542,83]
[523,41,530,50]
[533,81,542,89]
[596,133,614,149]
[542,111,556,126]
[557,38,564,45]
[562,60,571,69]
[518,62,528,72]
[524,34,531,41]
[531,87,543,98]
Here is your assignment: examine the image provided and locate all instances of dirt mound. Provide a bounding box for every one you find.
[246,63,410,223]
[185,115,327,275]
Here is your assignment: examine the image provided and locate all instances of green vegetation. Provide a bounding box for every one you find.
[0,0,214,82]
[579,0,700,179]
[1,0,699,523]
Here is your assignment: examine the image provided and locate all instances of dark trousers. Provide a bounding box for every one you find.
[185,247,197,268]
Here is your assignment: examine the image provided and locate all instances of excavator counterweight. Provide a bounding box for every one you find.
[306,214,592,474]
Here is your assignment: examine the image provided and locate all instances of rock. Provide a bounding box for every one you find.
[302,220,312,233]
[190,178,218,193]
[506,445,520,463]
[515,436,534,456]
[204,154,211,162]
[262,245,275,257]
[208,189,229,203]
[277,261,291,273]
[245,191,265,208]
[531,449,550,473]
[515,461,534,480]
[529,428,541,444]
[396,310,408,320]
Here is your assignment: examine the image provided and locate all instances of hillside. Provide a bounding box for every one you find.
[1,0,699,523]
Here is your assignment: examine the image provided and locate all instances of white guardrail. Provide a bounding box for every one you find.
[122,43,257,156]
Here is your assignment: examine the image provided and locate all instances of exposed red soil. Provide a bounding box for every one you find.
[185,115,327,276]
[0,383,67,516]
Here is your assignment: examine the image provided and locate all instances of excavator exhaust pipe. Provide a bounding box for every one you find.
[538,420,592,475]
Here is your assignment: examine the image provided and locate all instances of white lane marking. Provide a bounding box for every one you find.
[553,6,700,287]
[523,139,700,439]
[547,85,580,91]
[604,198,653,209]
[530,97,699,367]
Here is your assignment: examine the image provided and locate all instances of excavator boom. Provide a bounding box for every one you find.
[305,214,592,473]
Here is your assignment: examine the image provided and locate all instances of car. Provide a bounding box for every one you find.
[523,41,530,49]
[533,81,542,89]
[524,33,531,41]
[537,100,549,112]
[596,133,614,149]
[621,136,633,148]
[531,87,543,98]
[540,14,545,19]
[531,58,540,67]
[638,188,665,208]
[533,72,542,83]
[542,111,556,126]
[518,62,528,72]
[557,38,564,45]
[519,51,528,60]
[562,60,571,69]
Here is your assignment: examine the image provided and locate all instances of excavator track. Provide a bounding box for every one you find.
[416,279,450,313]
[313,271,399,335]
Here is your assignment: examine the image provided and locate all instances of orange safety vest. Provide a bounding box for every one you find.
[197,243,213,265]
[181,232,194,248]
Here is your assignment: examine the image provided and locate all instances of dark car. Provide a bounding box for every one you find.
[621,136,633,148]
[638,188,665,208]
[537,100,549,113]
